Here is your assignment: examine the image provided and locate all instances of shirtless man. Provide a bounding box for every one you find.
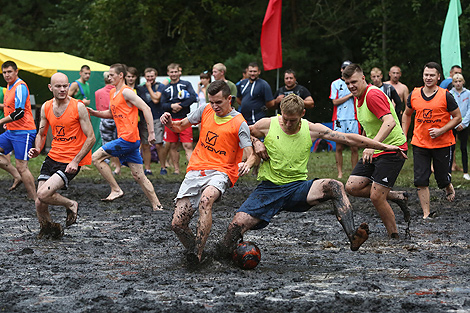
[29,73,95,238]
[385,66,409,106]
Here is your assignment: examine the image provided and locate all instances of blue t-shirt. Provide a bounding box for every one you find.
[329,78,356,121]
[160,79,197,119]
[9,79,28,110]
[137,82,163,119]
[440,78,452,89]
[237,78,273,125]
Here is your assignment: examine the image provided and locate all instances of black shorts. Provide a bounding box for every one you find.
[38,156,81,189]
[351,151,407,188]
[412,145,452,188]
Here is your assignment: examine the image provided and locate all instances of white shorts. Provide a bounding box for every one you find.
[176,170,230,209]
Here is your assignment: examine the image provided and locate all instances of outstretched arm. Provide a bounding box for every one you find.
[309,122,404,153]
[160,112,191,133]
[28,104,49,158]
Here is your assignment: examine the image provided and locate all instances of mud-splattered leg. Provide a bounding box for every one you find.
[346,176,398,238]
[171,198,197,251]
[194,186,221,261]
[128,162,162,210]
[35,179,65,239]
[0,154,22,191]
[36,175,78,227]
[307,179,369,251]
[92,148,123,201]
[218,212,261,259]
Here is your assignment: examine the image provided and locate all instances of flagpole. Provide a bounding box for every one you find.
[276,68,280,90]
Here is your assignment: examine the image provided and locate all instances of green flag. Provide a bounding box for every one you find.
[440,0,462,78]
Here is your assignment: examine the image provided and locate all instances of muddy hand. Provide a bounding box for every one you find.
[238,162,251,176]
[253,140,269,160]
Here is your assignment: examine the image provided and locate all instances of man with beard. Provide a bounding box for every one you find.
[274,69,314,109]
[237,62,274,125]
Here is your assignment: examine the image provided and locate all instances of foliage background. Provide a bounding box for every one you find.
[1,0,470,122]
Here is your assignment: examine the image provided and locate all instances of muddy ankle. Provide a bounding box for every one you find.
[38,221,64,239]
[390,233,399,239]
[350,223,370,251]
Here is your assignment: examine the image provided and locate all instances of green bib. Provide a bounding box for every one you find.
[258,116,312,185]
[356,86,406,154]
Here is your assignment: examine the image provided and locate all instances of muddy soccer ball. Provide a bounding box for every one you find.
[232,241,261,269]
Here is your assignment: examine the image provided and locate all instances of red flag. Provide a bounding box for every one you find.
[261,0,282,71]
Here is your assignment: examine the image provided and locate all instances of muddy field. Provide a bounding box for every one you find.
[1,177,470,312]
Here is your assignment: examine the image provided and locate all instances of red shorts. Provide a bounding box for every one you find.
[164,119,193,143]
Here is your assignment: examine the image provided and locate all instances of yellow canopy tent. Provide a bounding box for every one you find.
[0,47,109,77]
[0,47,110,152]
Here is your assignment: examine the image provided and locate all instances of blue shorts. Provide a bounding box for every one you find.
[0,130,36,160]
[333,119,359,134]
[237,179,315,230]
[102,138,143,165]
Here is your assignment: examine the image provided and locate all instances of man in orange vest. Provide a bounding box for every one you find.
[0,61,37,200]
[161,80,257,265]
[402,62,462,219]
[29,72,96,239]
[88,64,163,211]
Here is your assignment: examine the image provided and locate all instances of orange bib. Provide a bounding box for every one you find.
[3,80,36,131]
[110,86,140,142]
[187,106,245,186]
[45,98,92,166]
[410,87,455,148]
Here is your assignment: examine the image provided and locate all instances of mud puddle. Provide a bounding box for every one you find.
[1,178,469,312]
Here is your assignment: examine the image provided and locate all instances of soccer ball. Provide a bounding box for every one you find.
[232,241,261,269]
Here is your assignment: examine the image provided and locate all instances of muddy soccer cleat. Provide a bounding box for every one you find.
[391,192,411,223]
[350,223,370,251]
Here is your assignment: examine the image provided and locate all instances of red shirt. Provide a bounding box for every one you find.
[95,84,114,111]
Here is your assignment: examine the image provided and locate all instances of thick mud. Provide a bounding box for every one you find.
[1,178,470,312]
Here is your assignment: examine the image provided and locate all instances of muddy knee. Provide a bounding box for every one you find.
[171,220,188,235]
[322,179,344,199]
[36,189,51,203]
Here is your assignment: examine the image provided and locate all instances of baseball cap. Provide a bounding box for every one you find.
[341,60,352,69]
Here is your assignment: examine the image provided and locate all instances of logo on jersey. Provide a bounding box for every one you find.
[205,131,218,146]
[200,131,226,155]
[417,109,441,124]
[53,125,76,142]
